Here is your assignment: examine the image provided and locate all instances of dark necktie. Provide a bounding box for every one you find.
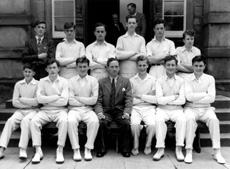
[110,78,116,110]
[37,38,41,47]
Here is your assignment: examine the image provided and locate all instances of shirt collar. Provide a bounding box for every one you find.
[63,38,78,44]
[131,12,137,16]
[44,75,61,83]
[134,73,153,81]
[164,74,178,81]
[35,36,44,41]
[93,40,107,46]
[109,76,118,83]
[191,73,204,82]
[152,36,166,42]
[123,32,139,38]
[20,78,37,85]
[182,46,194,52]
[76,74,90,81]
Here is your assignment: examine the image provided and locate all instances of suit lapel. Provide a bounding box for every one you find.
[104,77,111,94]
[31,38,38,53]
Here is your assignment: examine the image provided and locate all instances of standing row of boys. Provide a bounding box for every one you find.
[0,15,225,165]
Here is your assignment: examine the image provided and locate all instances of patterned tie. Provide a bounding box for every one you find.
[37,38,41,47]
[110,78,116,110]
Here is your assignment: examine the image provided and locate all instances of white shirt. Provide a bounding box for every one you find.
[86,41,115,67]
[37,76,69,110]
[184,73,215,108]
[147,37,176,62]
[130,74,157,107]
[68,75,98,110]
[156,74,185,110]
[12,78,38,109]
[56,39,85,79]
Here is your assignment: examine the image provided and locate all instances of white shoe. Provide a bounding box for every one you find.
[214,152,226,164]
[56,147,64,164]
[19,148,27,159]
[175,146,184,161]
[84,148,92,161]
[131,148,139,156]
[144,147,152,155]
[32,149,43,164]
[153,148,164,161]
[184,149,192,164]
[0,148,5,159]
[73,149,82,161]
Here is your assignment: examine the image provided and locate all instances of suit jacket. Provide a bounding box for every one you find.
[107,22,126,46]
[95,75,133,115]
[126,12,146,37]
[22,36,55,79]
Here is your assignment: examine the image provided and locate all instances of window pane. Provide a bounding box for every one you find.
[54,1,74,16]
[54,17,75,31]
[165,16,183,31]
[164,1,184,16]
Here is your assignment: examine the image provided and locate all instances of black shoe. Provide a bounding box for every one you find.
[122,152,130,158]
[96,152,105,158]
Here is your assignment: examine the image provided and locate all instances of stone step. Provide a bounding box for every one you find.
[200,133,230,147]
[200,121,230,133]
[212,95,230,109]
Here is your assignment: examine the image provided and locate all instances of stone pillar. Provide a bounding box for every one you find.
[34,0,45,21]
[75,0,84,42]
[203,0,230,80]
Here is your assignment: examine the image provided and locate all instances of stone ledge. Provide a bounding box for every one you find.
[204,48,230,57]
[203,12,230,25]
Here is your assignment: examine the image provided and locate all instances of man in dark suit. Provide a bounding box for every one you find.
[107,14,126,46]
[22,20,55,80]
[95,58,133,158]
[126,3,146,38]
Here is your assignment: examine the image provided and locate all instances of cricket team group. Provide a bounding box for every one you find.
[0,7,226,166]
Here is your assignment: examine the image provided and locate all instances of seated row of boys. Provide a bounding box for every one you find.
[0,55,225,165]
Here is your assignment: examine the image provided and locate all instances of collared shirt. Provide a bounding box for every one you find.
[37,75,69,110]
[130,74,157,106]
[35,36,44,44]
[56,39,85,79]
[13,78,38,109]
[86,41,115,67]
[176,46,201,66]
[184,73,215,108]
[147,37,176,61]
[116,32,146,75]
[156,74,185,110]
[68,75,98,109]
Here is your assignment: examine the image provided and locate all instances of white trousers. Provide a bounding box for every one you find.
[155,108,186,148]
[131,106,156,149]
[30,109,68,147]
[185,107,221,149]
[0,109,37,149]
[149,65,165,79]
[68,108,99,150]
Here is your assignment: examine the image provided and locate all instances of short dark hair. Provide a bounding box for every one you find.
[76,56,90,66]
[182,30,195,39]
[164,55,178,65]
[46,58,60,68]
[107,57,119,67]
[33,20,46,28]
[23,62,35,71]
[126,15,137,22]
[127,3,136,9]
[192,54,207,65]
[94,22,107,32]
[64,22,75,30]
[136,55,149,65]
[153,18,165,28]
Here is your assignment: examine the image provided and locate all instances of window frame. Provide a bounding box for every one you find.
[51,0,76,38]
[162,0,187,38]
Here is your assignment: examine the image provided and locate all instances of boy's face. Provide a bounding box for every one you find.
[46,62,60,77]
[183,35,194,48]
[94,26,106,41]
[64,27,75,39]
[154,23,165,38]
[137,60,148,75]
[23,68,35,81]
[34,23,46,37]
[127,18,137,32]
[193,61,206,76]
[107,60,120,78]
[165,59,177,76]
[76,62,89,78]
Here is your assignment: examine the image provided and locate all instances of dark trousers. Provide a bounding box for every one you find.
[96,109,131,153]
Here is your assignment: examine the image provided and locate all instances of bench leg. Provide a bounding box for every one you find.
[193,128,201,153]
